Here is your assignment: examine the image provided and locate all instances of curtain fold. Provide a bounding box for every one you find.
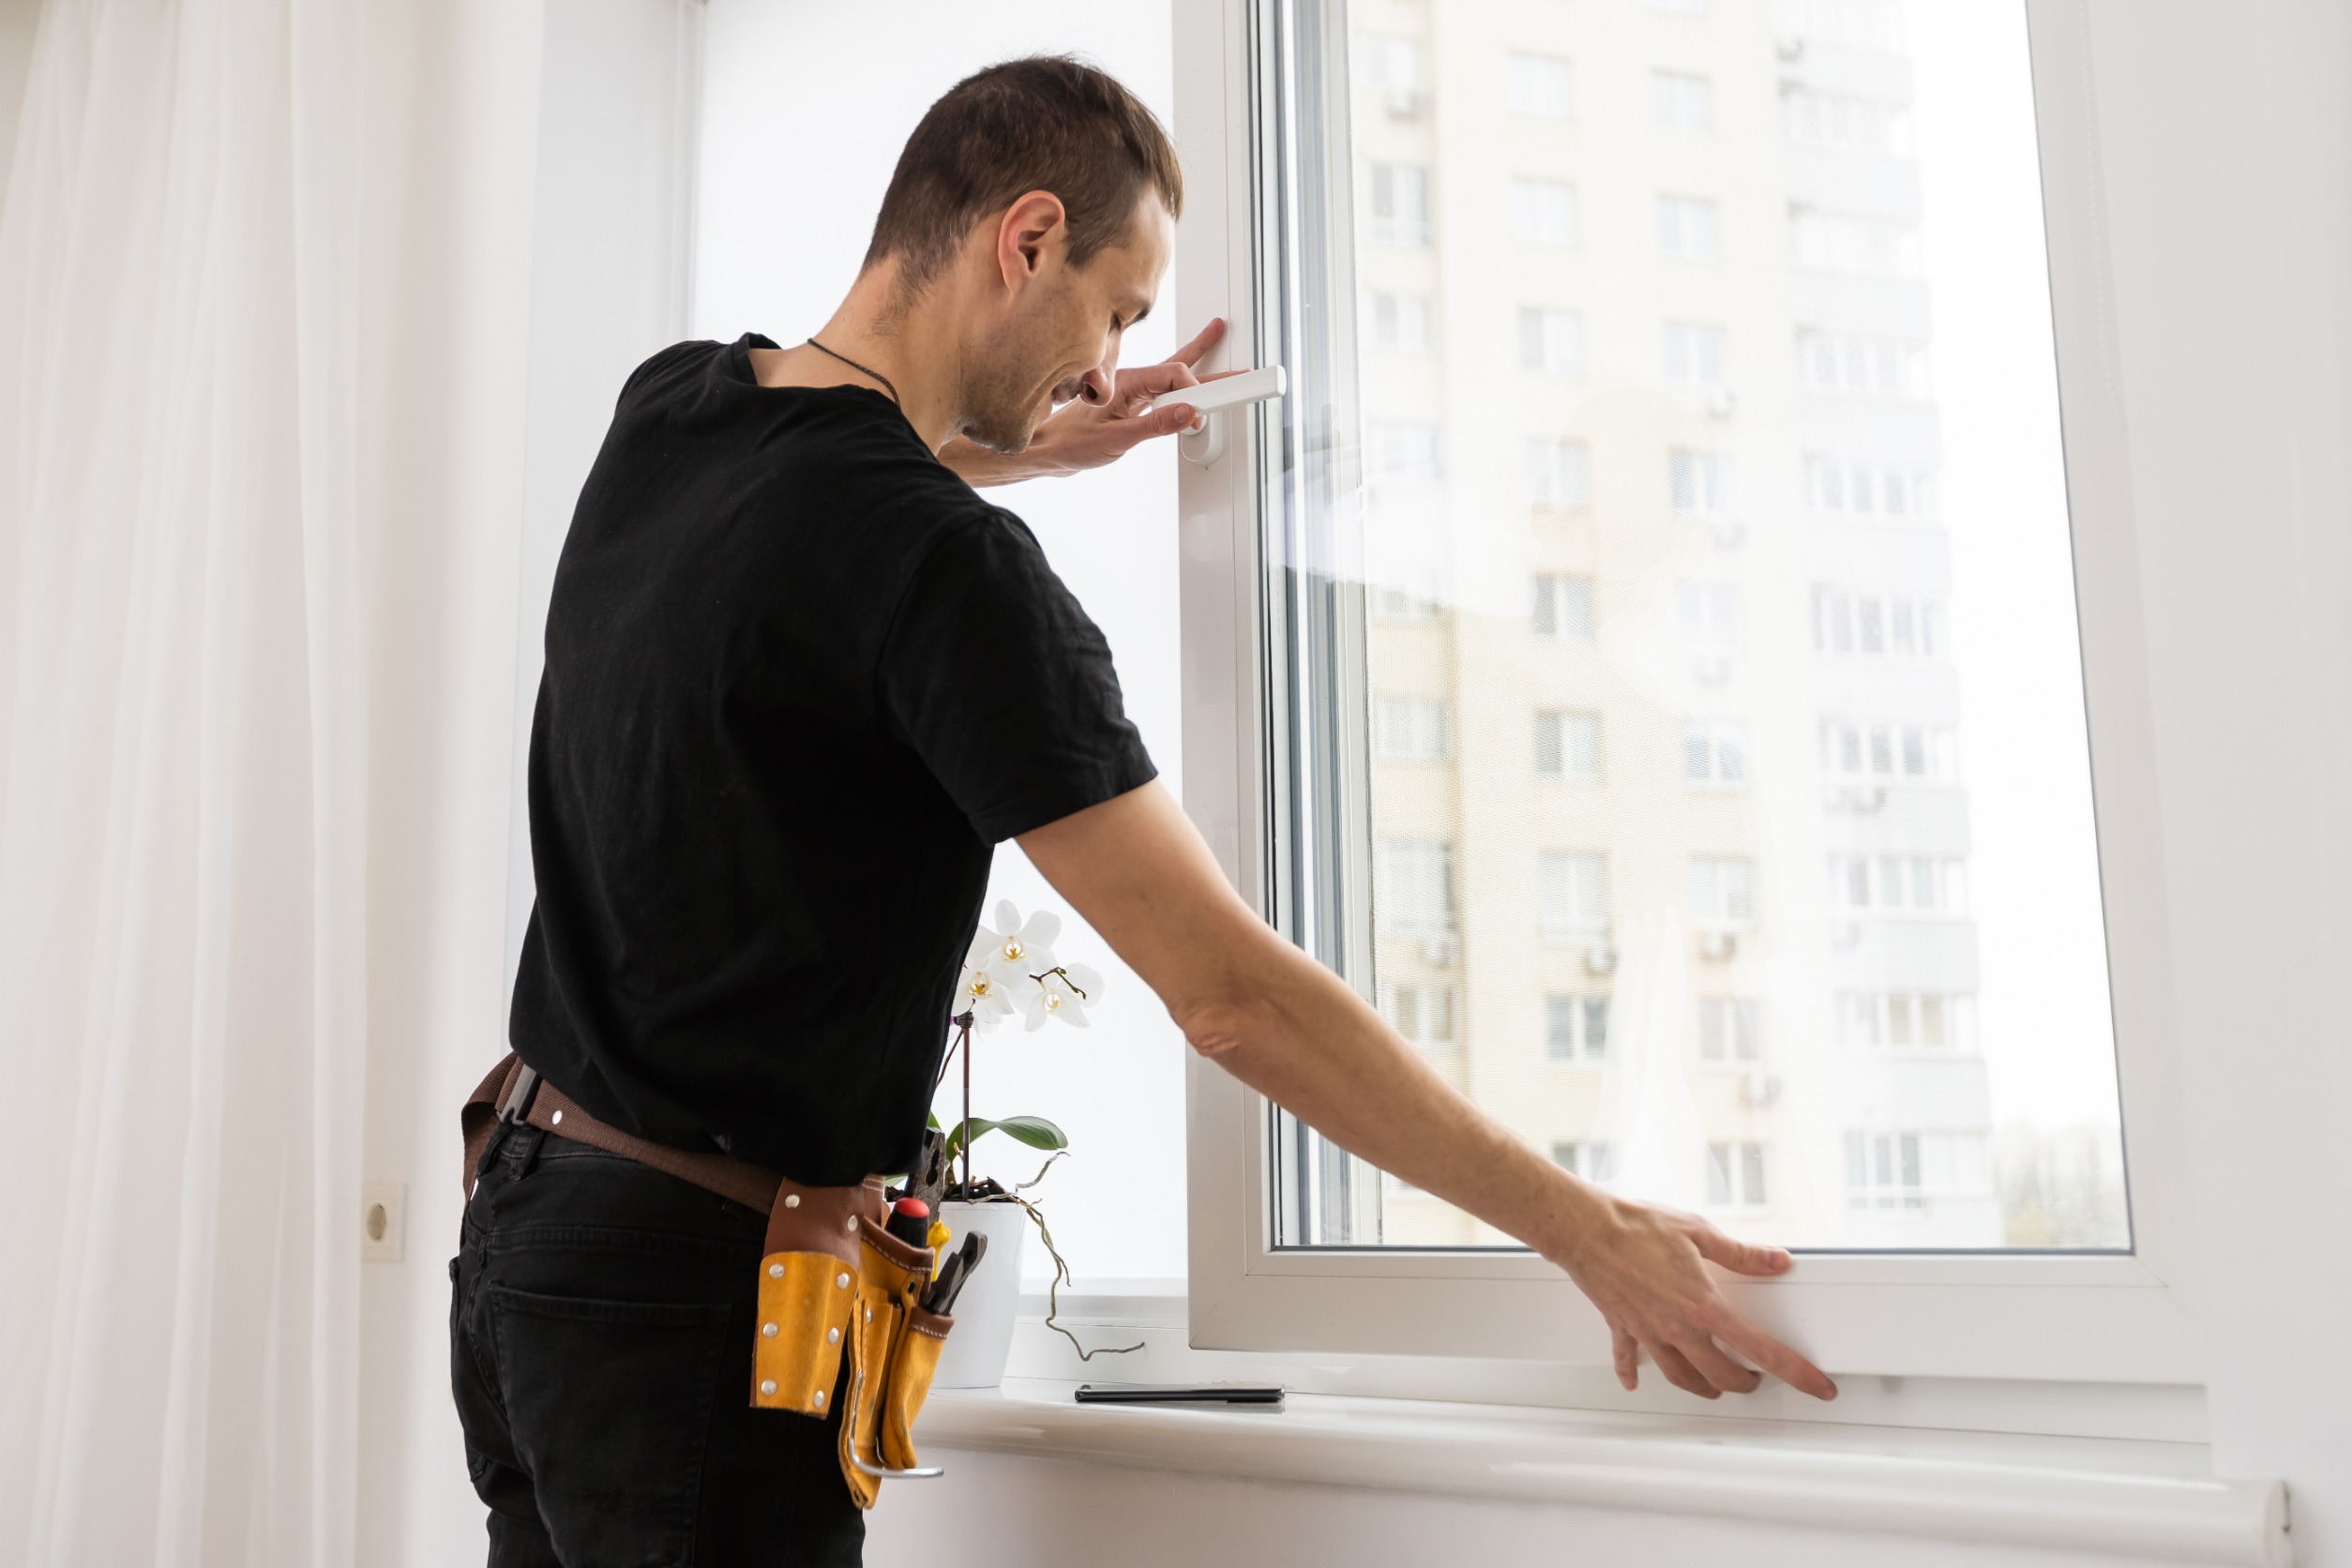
[0,1,369,1563]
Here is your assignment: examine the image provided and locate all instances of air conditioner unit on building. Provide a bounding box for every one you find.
[1583,942,1618,976]
[1707,386,1738,419]
[1741,1069,1784,1107]
[1697,929,1738,961]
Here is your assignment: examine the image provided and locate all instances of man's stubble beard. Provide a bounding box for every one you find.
[957,314,1063,455]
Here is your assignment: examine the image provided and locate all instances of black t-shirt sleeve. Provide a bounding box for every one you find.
[879,509,1157,843]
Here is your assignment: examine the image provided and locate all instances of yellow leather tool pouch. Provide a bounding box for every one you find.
[749,1176,886,1421]
[836,1218,949,1508]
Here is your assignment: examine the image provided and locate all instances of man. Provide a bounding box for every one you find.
[452,54,1834,1568]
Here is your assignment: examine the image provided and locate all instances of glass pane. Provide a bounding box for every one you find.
[1261,0,2129,1250]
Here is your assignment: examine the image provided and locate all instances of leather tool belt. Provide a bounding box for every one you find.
[460,1052,952,1508]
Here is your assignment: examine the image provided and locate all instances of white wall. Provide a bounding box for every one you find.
[694,0,1198,1290]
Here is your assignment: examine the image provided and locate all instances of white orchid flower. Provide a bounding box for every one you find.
[1024,962,1104,1032]
[988,899,1061,975]
[957,919,1033,1032]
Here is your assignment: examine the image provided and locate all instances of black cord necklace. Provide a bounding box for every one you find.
[805,337,900,405]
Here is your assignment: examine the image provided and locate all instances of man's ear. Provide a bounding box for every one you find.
[994,190,1068,288]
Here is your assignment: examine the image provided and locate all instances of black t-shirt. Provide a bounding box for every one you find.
[508,334,1156,1185]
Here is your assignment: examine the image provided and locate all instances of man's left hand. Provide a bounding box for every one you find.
[942,318,1230,488]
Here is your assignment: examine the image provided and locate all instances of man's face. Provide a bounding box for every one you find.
[960,195,1174,454]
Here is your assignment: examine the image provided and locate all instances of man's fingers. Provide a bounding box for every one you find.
[1650,1341,1720,1400]
[1170,316,1227,367]
[1678,1334,1763,1395]
[1691,1227,1793,1277]
[1711,1312,1838,1401]
[1121,360,1204,399]
[1611,1325,1640,1392]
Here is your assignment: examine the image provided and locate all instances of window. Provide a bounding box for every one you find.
[1550,1140,1619,1183]
[1512,180,1577,248]
[1785,0,1905,52]
[1662,322,1724,386]
[1655,195,1719,261]
[1650,71,1712,134]
[1826,854,1968,917]
[1545,995,1610,1063]
[1534,710,1600,782]
[1518,309,1583,375]
[1183,0,2155,1375]
[1538,852,1609,942]
[1783,88,1914,155]
[1804,455,1935,520]
[1377,838,1456,935]
[1797,329,1924,397]
[1367,291,1433,352]
[1791,209,1920,277]
[1375,697,1450,761]
[1523,439,1590,507]
[1699,998,1761,1063]
[1383,980,1458,1047]
[1506,53,1574,119]
[1707,1141,1770,1208]
[1689,856,1756,928]
[1358,34,1426,114]
[1530,573,1593,639]
[1668,449,1724,514]
[1683,719,1746,786]
[1368,161,1431,247]
[1814,586,1945,660]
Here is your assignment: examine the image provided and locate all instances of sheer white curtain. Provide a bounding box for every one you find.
[0,1,370,1562]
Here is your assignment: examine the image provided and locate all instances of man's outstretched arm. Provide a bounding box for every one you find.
[1018,781,1838,1402]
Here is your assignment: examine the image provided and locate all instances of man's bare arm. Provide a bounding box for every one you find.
[1018,782,1838,1402]
[942,319,1229,488]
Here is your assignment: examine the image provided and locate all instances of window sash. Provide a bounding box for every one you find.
[1173,0,2197,1386]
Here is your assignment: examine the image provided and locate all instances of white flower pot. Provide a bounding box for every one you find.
[927,1199,1030,1389]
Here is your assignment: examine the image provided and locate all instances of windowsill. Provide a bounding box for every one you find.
[917,1371,2285,1566]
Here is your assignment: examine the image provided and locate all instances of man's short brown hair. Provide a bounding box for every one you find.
[864,56,1184,292]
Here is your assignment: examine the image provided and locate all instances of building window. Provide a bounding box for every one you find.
[1846,1130,1986,1210]
[1790,209,1920,277]
[1513,180,1578,249]
[1656,195,1720,261]
[1814,586,1946,660]
[1534,710,1601,782]
[1366,291,1433,352]
[1545,995,1610,1063]
[1377,838,1456,934]
[1785,0,1906,52]
[1368,161,1432,247]
[1650,70,1713,133]
[1804,455,1934,520]
[1518,308,1585,375]
[1382,980,1458,1047]
[1699,998,1761,1063]
[1371,585,1444,621]
[1706,1141,1770,1208]
[1678,583,1739,679]
[1684,718,1747,786]
[1538,851,1609,942]
[1524,438,1591,507]
[1530,573,1595,639]
[1506,53,1575,119]
[1689,855,1756,928]
[1663,322,1725,385]
[1668,449,1725,513]
[1551,1140,1621,1184]
[1358,35,1426,115]
[1796,329,1923,397]
[1374,697,1450,761]
[1839,991,1971,1050]
[1782,87,1914,155]
[1820,717,1956,782]
[1826,854,1968,917]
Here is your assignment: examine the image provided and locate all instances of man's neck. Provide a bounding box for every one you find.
[748,264,964,452]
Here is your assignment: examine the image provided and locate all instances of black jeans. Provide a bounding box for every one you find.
[450,1123,864,1567]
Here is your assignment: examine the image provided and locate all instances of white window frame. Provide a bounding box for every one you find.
[1173,0,2201,1385]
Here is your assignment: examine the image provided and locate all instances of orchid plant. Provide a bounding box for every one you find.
[940,900,1103,1195]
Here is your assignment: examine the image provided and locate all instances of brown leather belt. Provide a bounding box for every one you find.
[460,1052,884,1266]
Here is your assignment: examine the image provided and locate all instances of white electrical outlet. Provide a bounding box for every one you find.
[361,1182,406,1263]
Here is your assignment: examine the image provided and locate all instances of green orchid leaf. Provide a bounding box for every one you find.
[941,1113,1070,1161]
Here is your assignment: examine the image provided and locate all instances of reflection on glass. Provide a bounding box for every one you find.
[1268,0,2129,1251]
